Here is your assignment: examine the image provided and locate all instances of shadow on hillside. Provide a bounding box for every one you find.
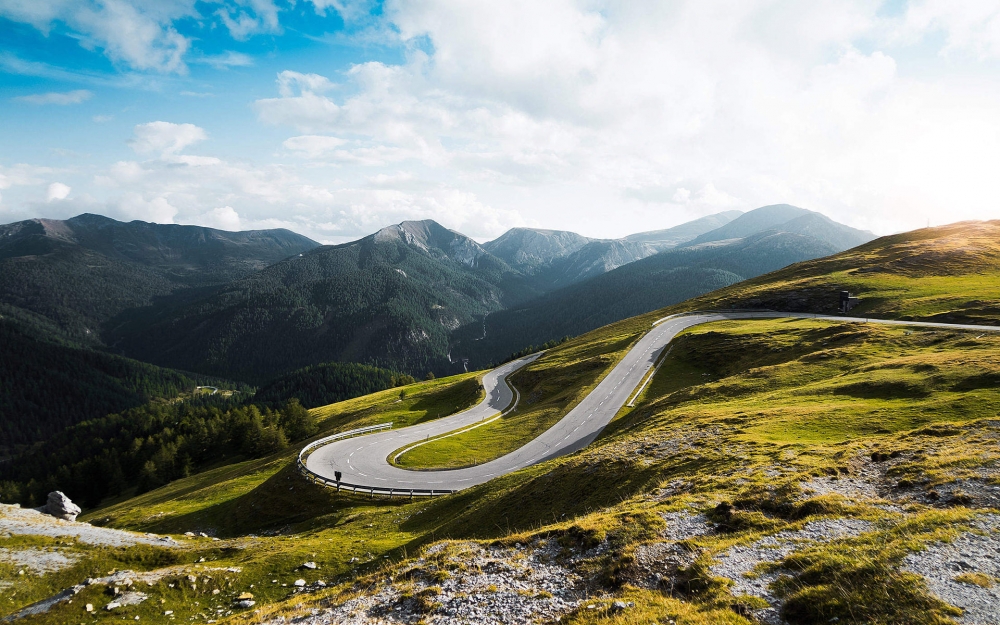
[139,462,402,537]
[400,454,664,541]
[408,377,484,426]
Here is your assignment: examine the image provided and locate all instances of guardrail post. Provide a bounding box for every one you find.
[409,489,413,500]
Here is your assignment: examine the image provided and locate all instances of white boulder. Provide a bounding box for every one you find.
[44,491,82,521]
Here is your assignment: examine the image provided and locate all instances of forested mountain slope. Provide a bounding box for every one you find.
[0,319,217,450]
[254,362,414,409]
[108,220,537,382]
[0,214,318,343]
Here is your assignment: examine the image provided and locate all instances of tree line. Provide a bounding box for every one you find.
[0,397,317,509]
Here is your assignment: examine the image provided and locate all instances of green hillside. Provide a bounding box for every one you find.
[3,220,998,625]
[683,220,1000,322]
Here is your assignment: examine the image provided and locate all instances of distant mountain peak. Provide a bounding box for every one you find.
[483,227,594,273]
[375,219,488,267]
[623,210,743,248]
[682,204,873,250]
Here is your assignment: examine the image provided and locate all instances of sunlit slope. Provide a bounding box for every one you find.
[682,220,1000,323]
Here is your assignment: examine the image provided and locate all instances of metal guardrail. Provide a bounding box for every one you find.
[296,422,457,498]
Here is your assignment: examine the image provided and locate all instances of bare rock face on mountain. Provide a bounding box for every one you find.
[44,491,81,522]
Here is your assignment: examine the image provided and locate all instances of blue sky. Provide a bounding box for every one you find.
[2,1,1000,243]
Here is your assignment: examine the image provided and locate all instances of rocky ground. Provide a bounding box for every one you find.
[903,515,1000,625]
[0,504,178,548]
[258,447,1000,625]
[262,539,591,625]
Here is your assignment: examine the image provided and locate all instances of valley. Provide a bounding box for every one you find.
[2,217,999,625]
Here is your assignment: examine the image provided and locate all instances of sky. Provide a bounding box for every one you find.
[1,1,999,244]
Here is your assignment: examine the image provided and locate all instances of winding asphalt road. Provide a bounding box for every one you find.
[305,311,1000,493]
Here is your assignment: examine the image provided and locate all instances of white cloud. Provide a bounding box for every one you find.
[194,206,243,231]
[114,193,180,223]
[248,0,1000,236]
[283,135,347,158]
[896,0,1000,59]
[0,0,280,74]
[276,70,337,97]
[14,89,93,105]
[0,0,197,73]
[92,114,114,123]
[129,121,207,156]
[216,0,281,40]
[46,182,71,201]
[307,0,376,22]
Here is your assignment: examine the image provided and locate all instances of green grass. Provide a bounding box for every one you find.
[673,220,1000,323]
[84,372,484,535]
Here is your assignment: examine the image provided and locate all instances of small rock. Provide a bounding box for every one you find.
[43,491,82,521]
[294,579,306,587]
[235,600,255,609]
[199,532,209,538]
[85,604,94,612]
[106,601,122,611]
[212,589,220,595]
[236,592,254,601]
[198,557,206,563]
[164,611,173,616]
[611,600,632,612]
[302,561,318,569]
[184,532,195,537]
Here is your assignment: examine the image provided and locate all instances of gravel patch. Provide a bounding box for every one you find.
[659,511,713,541]
[262,540,585,624]
[0,547,78,574]
[630,542,696,591]
[803,476,881,501]
[0,504,178,548]
[710,518,875,625]
[902,514,1000,625]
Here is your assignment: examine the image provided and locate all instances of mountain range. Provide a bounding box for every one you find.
[0,204,873,444]
[0,213,319,344]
